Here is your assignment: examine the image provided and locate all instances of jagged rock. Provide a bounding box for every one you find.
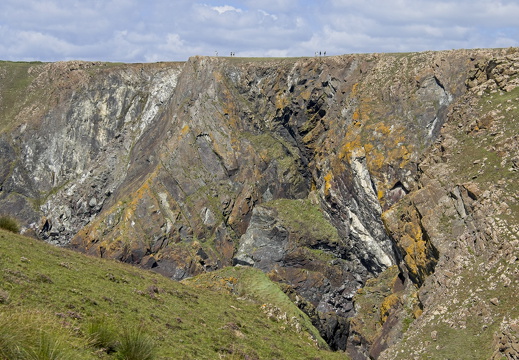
[1,48,518,356]
[233,206,289,269]
[380,49,519,359]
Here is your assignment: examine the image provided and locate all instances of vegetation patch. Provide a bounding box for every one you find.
[349,266,401,344]
[0,215,19,233]
[0,61,44,133]
[0,229,347,359]
[263,198,340,245]
[393,258,519,359]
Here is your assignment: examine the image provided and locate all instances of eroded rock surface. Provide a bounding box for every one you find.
[1,48,517,355]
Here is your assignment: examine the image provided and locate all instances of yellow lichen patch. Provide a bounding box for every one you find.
[181,124,190,135]
[380,293,400,324]
[338,137,361,161]
[377,189,385,200]
[388,145,411,169]
[212,70,224,82]
[366,148,385,170]
[351,82,359,97]
[357,98,373,122]
[400,223,428,282]
[257,148,269,162]
[275,93,289,110]
[221,99,240,128]
[324,171,333,196]
[374,122,392,136]
[300,89,311,101]
[398,146,411,168]
[310,181,317,192]
[363,143,374,153]
[413,306,423,319]
[352,109,361,124]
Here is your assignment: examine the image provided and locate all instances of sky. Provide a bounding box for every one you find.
[0,0,518,63]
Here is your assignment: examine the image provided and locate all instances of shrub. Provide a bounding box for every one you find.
[116,328,155,360]
[0,216,20,233]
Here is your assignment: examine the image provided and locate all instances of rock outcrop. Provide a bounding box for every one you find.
[378,48,519,360]
[1,48,517,356]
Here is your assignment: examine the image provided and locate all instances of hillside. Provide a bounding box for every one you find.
[0,228,345,359]
[1,48,518,358]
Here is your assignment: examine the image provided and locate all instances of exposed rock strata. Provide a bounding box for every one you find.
[379,49,519,359]
[0,48,516,355]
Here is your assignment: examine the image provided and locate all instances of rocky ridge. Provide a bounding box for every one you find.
[1,48,517,357]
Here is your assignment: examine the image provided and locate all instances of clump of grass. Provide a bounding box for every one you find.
[24,332,69,360]
[0,215,20,233]
[0,313,71,360]
[86,317,118,353]
[116,327,156,360]
[0,289,10,304]
[0,322,23,359]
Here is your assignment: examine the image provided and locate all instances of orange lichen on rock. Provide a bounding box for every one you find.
[380,293,400,324]
[366,148,386,170]
[351,82,359,96]
[324,171,333,196]
[374,122,392,136]
[388,145,411,169]
[275,92,289,110]
[180,124,190,135]
[377,189,385,200]
[352,109,361,125]
[338,137,361,161]
[400,221,428,281]
[221,99,240,128]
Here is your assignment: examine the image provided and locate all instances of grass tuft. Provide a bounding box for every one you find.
[86,317,118,353]
[115,327,156,360]
[24,332,69,360]
[0,215,20,233]
[0,312,72,360]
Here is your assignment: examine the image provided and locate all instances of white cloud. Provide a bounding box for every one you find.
[0,0,517,62]
[211,5,243,14]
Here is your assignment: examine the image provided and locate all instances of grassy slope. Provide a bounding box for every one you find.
[0,229,347,359]
[0,61,44,133]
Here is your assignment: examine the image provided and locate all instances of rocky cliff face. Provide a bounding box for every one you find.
[1,48,517,357]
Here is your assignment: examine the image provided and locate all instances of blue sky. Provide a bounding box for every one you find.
[1,0,518,62]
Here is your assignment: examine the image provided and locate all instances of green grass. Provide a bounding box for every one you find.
[0,311,80,360]
[0,215,20,233]
[242,132,303,175]
[221,56,304,63]
[393,258,519,359]
[116,328,155,360]
[449,86,519,185]
[263,198,340,245]
[0,229,347,359]
[349,266,402,344]
[183,266,329,349]
[0,61,44,133]
[86,318,118,353]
